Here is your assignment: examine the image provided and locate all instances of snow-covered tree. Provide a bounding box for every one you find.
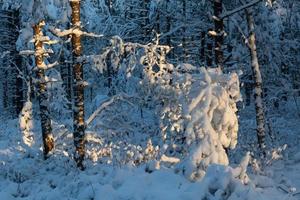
[33,20,55,158]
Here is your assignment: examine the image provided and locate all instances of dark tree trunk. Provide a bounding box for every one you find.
[14,56,24,116]
[2,70,8,110]
[13,9,24,116]
[182,0,188,62]
[70,0,86,170]
[245,76,253,106]
[165,0,174,59]
[33,21,54,159]
[140,0,150,42]
[206,30,213,67]
[214,0,224,69]
[106,51,114,96]
[105,0,115,15]
[59,46,72,109]
[200,31,206,64]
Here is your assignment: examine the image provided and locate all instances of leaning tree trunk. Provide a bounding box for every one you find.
[214,0,224,70]
[33,21,54,159]
[246,9,266,150]
[70,0,86,169]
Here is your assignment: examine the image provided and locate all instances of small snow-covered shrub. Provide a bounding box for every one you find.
[190,161,258,200]
[19,101,35,147]
[155,66,241,180]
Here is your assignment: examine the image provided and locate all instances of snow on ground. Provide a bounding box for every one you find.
[1,103,300,200]
[1,83,300,200]
[231,98,300,199]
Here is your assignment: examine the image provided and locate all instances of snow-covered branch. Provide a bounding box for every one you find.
[220,0,262,19]
[49,27,103,38]
[86,93,138,126]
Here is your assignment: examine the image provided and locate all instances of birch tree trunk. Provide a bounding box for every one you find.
[246,9,266,150]
[70,0,86,169]
[33,21,54,159]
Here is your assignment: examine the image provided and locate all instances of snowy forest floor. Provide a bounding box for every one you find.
[1,100,300,200]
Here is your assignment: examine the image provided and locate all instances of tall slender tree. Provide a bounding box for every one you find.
[182,0,188,62]
[33,20,54,158]
[214,0,224,69]
[245,8,266,150]
[70,0,86,169]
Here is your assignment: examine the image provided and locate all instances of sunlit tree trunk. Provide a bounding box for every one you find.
[70,0,86,169]
[246,9,266,150]
[33,21,54,159]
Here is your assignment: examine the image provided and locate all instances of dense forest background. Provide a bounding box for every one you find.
[0,0,300,199]
[1,0,299,121]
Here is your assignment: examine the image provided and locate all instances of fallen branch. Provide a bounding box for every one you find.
[86,93,137,126]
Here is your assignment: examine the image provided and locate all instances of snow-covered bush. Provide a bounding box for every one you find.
[155,66,241,180]
[85,37,241,181]
[19,101,34,147]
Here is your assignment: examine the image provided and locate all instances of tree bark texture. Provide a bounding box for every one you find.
[246,9,266,150]
[70,0,86,169]
[33,21,54,159]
